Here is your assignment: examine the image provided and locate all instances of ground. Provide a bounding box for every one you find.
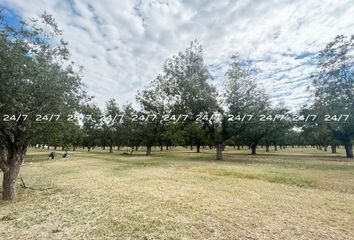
[1,147,354,240]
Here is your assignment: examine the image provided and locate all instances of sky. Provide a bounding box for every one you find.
[1,0,353,110]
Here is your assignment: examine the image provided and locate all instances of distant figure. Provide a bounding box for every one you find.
[62,150,68,158]
[49,152,55,160]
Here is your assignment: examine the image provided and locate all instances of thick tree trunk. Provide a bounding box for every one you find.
[216,144,223,160]
[344,142,353,158]
[2,146,26,201]
[331,144,337,154]
[3,165,20,201]
[251,143,257,155]
[266,145,269,152]
[146,145,152,156]
[196,144,201,153]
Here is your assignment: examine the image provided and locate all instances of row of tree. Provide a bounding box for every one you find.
[1,11,353,200]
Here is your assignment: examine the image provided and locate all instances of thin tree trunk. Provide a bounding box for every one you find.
[109,144,113,153]
[216,144,223,160]
[266,145,269,152]
[146,145,152,156]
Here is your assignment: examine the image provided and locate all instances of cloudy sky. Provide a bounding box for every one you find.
[1,0,353,110]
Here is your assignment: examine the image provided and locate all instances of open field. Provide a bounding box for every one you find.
[1,147,354,239]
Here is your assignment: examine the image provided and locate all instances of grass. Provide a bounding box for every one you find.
[1,147,354,239]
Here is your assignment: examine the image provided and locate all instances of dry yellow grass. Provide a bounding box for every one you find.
[1,147,354,239]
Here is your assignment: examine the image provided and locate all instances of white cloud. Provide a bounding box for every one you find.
[1,0,354,110]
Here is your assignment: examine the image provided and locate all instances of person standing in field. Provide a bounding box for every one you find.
[49,152,55,160]
[62,150,68,158]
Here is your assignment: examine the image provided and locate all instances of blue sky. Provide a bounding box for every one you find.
[1,0,354,110]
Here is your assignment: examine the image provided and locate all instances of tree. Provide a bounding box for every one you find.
[0,12,86,200]
[311,35,354,158]
[161,40,220,157]
[224,54,271,156]
[81,104,102,152]
[136,75,171,155]
[101,99,122,153]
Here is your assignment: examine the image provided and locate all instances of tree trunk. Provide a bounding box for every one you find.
[251,143,257,155]
[344,141,353,158]
[73,145,76,151]
[266,145,269,152]
[146,145,152,156]
[2,146,26,201]
[109,144,113,153]
[331,144,337,154]
[135,145,138,151]
[237,145,240,150]
[3,165,21,201]
[216,144,223,160]
[196,144,201,153]
[88,146,91,152]
[324,145,328,151]
[160,145,163,151]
